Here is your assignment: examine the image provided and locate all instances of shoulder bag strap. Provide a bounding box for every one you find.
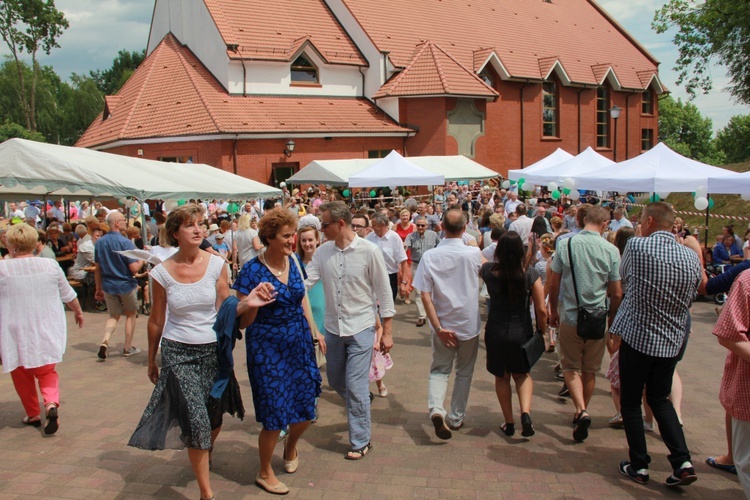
[567,237,581,308]
[289,253,307,298]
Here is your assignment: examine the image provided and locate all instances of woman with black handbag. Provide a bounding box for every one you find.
[481,231,547,438]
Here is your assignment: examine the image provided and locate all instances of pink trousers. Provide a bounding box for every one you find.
[10,364,59,417]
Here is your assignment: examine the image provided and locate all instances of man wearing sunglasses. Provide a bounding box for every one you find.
[404,217,440,327]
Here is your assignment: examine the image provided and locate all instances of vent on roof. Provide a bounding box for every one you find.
[227,43,239,52]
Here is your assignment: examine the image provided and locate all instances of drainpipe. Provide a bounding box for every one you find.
[519,80,530,168]
[624,92,637,159]
[233,135,239,175]
[240,58,247,96]
[576,87,587,154]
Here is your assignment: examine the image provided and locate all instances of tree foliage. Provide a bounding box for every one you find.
[0,0,68,131]
[0,121,44,142]
[89,49,145,95]
[715,115,750,164]
[654,0,750,105]
[658,95,725,165]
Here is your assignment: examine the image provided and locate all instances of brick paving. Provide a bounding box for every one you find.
[0,299,744,499]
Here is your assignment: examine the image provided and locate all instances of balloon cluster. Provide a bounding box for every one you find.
[692,186,713,210]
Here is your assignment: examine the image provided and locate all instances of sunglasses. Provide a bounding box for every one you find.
[351,224,364,229]
[416,224,426,227]
[321,221,336,229]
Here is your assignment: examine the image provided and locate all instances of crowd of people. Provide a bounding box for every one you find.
[1,181,750,497]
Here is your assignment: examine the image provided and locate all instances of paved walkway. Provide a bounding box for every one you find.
[0,299,744,499]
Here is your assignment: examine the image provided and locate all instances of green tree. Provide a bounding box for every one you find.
[654,0,750,105]
[0,0,69,131]
[658,95,725,164]
[58,73,103,145]
[715,114,750,164]
[90,49,145,95]
[0,121,44,142]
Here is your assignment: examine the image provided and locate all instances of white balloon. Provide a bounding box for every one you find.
[389,185,397,192]
[657,192,671,199]
[528,198,538,206]
[125,199,135,208]
[694,186,707,197]
[563,177,575,189]
[694,197,709,210]
[279,181,287,188]
[547,181,558,192]
[502,180,510,189]
[742,193,750,201]
[570,190,581,201]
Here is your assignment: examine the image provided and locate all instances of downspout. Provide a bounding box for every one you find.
[233,134,239,175]
[624,92,637,159]
[576,87,587,154]
[519,80,530,168]
[240,58,247,96]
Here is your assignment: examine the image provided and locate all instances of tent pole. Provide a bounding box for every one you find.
[704,196,710,249]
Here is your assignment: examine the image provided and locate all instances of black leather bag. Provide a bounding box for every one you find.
[520,331,546,370]
[568,237,608,340]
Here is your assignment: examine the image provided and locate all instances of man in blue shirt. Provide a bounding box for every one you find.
[94,211,143,359]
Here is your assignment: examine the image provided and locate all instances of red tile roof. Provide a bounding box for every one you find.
[341,0,659,90]
[203,0,367,66]
[76,35,411,149]
[373,41,498,99]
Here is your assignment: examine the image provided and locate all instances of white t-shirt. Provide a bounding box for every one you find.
[150,254,224,344]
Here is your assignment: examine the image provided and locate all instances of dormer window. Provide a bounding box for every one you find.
[291,54,318,84]
[479,69,494,88]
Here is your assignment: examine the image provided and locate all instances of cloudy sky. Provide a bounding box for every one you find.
[4,0,749,132]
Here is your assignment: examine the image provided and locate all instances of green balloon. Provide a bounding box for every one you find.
[649,194,659,203]
[518,177,525,185]
[178,199,186,206]
[342,189,350,197]
[551,190,561,200]
[517,181,524,191]
[509,179,516,186]
[708,197,715,209]
[370,190,377,198]
[563,188,571,195]
[691,192,696,198]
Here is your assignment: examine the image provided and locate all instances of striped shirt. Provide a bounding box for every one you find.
[404,230,440,263]
[610,231,701,357]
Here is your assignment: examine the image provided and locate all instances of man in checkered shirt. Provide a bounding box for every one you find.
[610,202,703,487]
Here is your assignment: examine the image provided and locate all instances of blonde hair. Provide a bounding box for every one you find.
[237,213,251,231]
[6,223,38,253]
[296,225,319,259]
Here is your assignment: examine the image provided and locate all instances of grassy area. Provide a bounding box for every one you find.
[644,160,750,245]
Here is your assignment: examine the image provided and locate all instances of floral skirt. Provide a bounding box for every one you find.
[128,339,242,451]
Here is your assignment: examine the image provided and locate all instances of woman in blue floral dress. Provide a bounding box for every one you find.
[233,208,323,496]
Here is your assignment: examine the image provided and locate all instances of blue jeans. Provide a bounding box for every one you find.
[428,334,479,428]
[325,327,374,450]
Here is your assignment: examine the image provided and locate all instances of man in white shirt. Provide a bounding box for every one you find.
[504,191,522,217]
[609,207,633,232]
[414,209,483,440]
[366,213,410,301]
[508,204,534,241]
[305,201,395,460]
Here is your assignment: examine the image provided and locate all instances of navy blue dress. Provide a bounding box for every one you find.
[232,256,322,430]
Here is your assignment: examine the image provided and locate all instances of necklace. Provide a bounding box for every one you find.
[261,252,288,276]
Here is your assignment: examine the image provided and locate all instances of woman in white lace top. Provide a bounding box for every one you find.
[0,223,84,436]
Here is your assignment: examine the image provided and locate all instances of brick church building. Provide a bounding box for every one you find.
[77,0,663,185]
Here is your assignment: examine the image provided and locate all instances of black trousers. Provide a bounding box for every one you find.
[388,273,398,301]
[619,340,691,471]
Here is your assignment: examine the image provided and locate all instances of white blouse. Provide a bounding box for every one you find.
[0,257,77,372]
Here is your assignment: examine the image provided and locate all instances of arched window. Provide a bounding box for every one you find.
[291,54,318,84]
[542,81,559,137]
[596,86,610,148]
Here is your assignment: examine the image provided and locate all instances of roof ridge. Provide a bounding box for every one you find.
[428,42,451,94]
[119,34,169,140]
[430,41,497,95]
[172,38,224,132]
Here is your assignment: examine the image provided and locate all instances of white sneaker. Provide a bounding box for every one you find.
[123,346,141,357]
[643,420,654,432]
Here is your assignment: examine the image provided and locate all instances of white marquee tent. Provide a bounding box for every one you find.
[708,171,750,195]
[507,148,574,181]
[510,147,615,187]
[287,154,497,186]
[0,138,280,200]
[348,151,444,187]
[569,142,731,192]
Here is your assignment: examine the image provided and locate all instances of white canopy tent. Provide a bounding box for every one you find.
[708,171,750,195]
[287,154,497,186]
[0,138,281,200]
[511,147,615,187]
[348,151,444,187]
[568,142,732,193]
[507,148,574,181]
